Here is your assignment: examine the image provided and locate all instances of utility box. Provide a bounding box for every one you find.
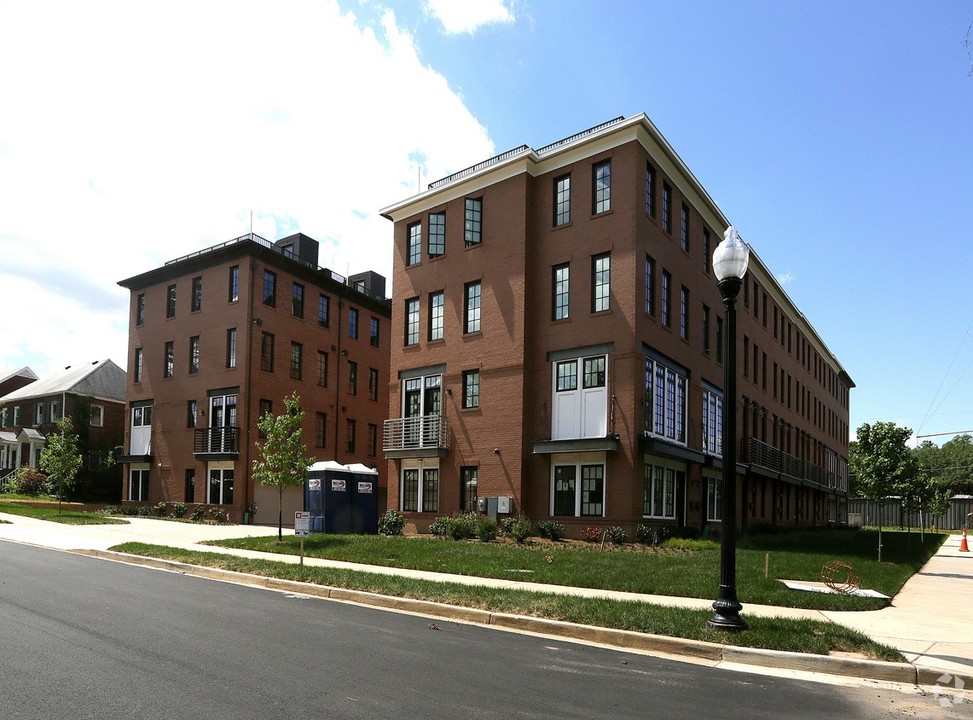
[497,496,512,514]
[305,461,379,534]
[477,497,499,521]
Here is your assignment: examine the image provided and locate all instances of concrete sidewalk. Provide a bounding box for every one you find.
[1,513,970,689]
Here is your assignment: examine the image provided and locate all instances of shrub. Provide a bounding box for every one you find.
[429,515,451,538]
[153,501,168,517]
[475,515,498,542]
[580,526,603,543]
[449,512,478,540]
[171,502,188,518]
[635,524,671,545]
[209,507,228,524]
[606,526,628,545]
[537,520,566,541]
[189,505,206,522]
[504,515,534,543]
[378,509,405,536]
[14,467,47,496]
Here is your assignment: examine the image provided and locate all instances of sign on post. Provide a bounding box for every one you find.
[294,511,311,537]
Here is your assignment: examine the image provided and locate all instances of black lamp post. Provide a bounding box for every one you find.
[707,226,750,632]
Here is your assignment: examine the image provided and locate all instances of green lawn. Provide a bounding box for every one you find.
[0,500,127,525]
[110,541,906,662]
[204,528,942,611]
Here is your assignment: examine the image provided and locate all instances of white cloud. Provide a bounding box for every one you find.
[424,0,515,34]
[0,0,494,377]
[776,272,795,286]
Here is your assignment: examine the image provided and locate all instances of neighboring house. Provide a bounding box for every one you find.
[0,359,126,501]
[0,367,38,398]
[116,232,391,525]
[380,114,854,537]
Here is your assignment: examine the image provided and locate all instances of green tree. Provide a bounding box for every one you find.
[39,416,83,514]
[252,393,314,541]
[849,421,916,561]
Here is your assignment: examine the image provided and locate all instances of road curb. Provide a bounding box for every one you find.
[76,548,924,686]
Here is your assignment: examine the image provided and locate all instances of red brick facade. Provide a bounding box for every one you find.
[381,115,853,537]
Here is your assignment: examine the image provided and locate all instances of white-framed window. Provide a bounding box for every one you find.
[401,461,439,513]
[551,452,605,517]
[644,355,687,444]
[706,475,722,522]
[642,460,683,519]
[129,465,150,502]
[130,403,153,456]
[701,385,723,456]
[552,354,608,440]
[207,462,234,505]
[90,404,104,427]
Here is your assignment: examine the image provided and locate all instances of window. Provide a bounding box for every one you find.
[90,405,104,427]
[187,400,198,428]
[464,197,482,246]
[680,204,690,252]
[460,467,478,513]
[185,469,195,503]
[315,412,327,448]
[163,341,174,378]
[407,222,421,266]
[554,175,571,226]
[208,466,234,505]
[552,264,569,320]
[429,291,444,341]
[226,328,237,369]
[259,398,273,424]
[347,361,357,395]
[317,351,329,387]
[552,457,605,517]
[702,305,711,354]
[591,253,610,313]
[263,270,277,307]
[401,466,440,513]
[592,160,611,214]
[661,270,671,327]
[134,347,143,383]
[290,342,303,380]
[552,355,608,440]
[707,476,722,521]
[644,355,687,444]
[367,423,378,457]
[428,212,445,257]
[645,163,656,217]
[228,265,239,302]
[370,317,380,348]
[645,255,655,316]
[166,284,176,318]
[129,468,150,502]
[368,367,379,401]
[405,298,420,346]
[662,183,672,234]
[189,335,200,374]
[261,331,275,372]
[136,294,145,326]
[191,276,202,312]
[318,294,330,327]
[643,463,681,518]
[464,281,481,333]
[34,403,47,426]
[703,229,711,274]
[462,369,480,409]
[346,418,356,453]
[348,307,359,339]
[679,286,689,339]
[702,386,724,456]
[292,282,304,318]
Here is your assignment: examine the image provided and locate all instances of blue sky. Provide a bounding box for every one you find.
[1,0,971,444]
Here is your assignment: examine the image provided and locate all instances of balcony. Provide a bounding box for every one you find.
[383,415,449,459]
[194,427,240,459]
[741,437,843,491]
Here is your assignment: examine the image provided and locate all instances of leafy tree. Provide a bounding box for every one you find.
[252,393,314,541]
[39,416,83,514]
[849,421,916,561]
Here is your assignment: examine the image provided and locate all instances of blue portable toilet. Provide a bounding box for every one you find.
[305,461,379,534]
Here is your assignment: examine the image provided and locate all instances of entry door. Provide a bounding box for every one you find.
[210,394,237,452]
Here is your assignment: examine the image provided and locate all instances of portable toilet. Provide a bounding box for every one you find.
[305,461,379,534]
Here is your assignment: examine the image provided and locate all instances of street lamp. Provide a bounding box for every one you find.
[707,225,750,632]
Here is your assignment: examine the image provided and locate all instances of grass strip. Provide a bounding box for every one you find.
[0,500,128,525]
[205,529,944,612]
[111,541,905,662]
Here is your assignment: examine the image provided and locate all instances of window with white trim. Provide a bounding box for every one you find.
[706,475,722,521]
[401,462,439,513]
[208,464,234,505]
[129,467,150,502]
[702,386,724,456]
[644,355,687,444]
[552,355,607,440]
[642,462,682,519]
[551,453,605,517]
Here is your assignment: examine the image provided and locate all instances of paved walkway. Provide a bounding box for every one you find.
[1,513,970,685]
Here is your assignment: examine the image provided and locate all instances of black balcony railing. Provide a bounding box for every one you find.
[741,437,842,490]
[193,427,240,456]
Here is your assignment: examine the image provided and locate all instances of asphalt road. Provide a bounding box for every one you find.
[0,540,967,719]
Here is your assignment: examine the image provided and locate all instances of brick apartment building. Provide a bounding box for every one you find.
[0,359,126,501]
[117,233,391,524]
[380,114,853,537]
